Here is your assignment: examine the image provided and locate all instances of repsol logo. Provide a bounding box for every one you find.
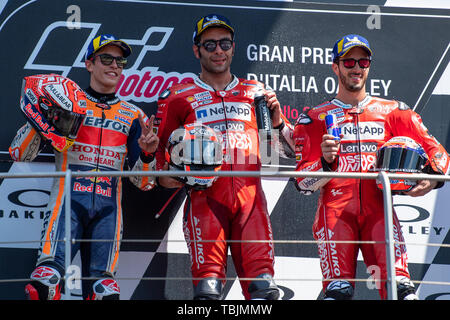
[84,117,129,134]
[341,122,384,140]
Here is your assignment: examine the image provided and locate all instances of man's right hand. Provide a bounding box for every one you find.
[138,114,159,154]
[158,162,184,188]
[321,134,341,164]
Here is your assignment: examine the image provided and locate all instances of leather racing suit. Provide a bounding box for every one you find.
[292,96,450,299]
[9,87,156,299]
[154,75,293,299]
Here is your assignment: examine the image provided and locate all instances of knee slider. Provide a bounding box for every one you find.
[397,276,418,300]
[26,265,62,300]
[194,277,223,300]
[248,273,280,300]
[324,280,354,300]
[91,278,120,300]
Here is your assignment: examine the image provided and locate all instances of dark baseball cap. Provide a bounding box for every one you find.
[192,14,234,43]
[85,34,132,60]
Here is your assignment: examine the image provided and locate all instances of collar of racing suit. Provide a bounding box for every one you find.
[331,95,372,111]
[194,74,240,92]
[84,86,121,105]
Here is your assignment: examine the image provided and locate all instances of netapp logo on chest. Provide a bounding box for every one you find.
[195,102,252,123]
[341,122,385,141]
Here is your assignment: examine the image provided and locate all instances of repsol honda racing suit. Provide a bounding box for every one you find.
[154,75,293,300]
[292,96,449,299]
[9,87,156,300]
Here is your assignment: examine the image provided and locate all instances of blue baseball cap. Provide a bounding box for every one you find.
[85,34,132,60]
[192,14,234,43]
[332,34,372,61]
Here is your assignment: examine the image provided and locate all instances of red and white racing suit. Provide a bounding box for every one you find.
[9,87,155,299]
[292,96,449,299]
[155,75,293,299]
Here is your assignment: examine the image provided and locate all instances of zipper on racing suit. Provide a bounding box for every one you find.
[91,101,109,211]
[218,93,235,196]
[349,105,364,215]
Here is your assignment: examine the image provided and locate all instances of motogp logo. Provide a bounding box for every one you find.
[24,21,196,103]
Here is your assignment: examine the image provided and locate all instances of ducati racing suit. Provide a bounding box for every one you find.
[9,87,156,299]
[292,96,449,299]
[155,75,293,300]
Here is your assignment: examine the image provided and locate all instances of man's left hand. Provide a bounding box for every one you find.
[265,90,283,128]
[404,179,437,197]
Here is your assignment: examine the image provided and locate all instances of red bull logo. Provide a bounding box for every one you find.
[73,182,112,197]
[95,176,113,185]
[75,169,113,186]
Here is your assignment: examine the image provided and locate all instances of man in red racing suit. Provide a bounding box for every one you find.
[9,35,158,300]
[154,14,293,300]
[292,34,450,300]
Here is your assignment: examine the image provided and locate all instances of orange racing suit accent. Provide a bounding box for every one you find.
[9,88,156,298]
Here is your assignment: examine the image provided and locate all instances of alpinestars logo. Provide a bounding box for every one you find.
[24,21,196,103]
[193,216,205,266]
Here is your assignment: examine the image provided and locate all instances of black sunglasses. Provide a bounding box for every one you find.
[340,58,371,69]
[93,54,127,68]
[199,39,233,52]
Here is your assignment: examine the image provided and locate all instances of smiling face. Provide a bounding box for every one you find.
[332,46,371,93]
[193,27,234,76]
[85,44,125,94]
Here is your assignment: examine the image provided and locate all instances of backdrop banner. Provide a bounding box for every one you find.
[0,0,449,300]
